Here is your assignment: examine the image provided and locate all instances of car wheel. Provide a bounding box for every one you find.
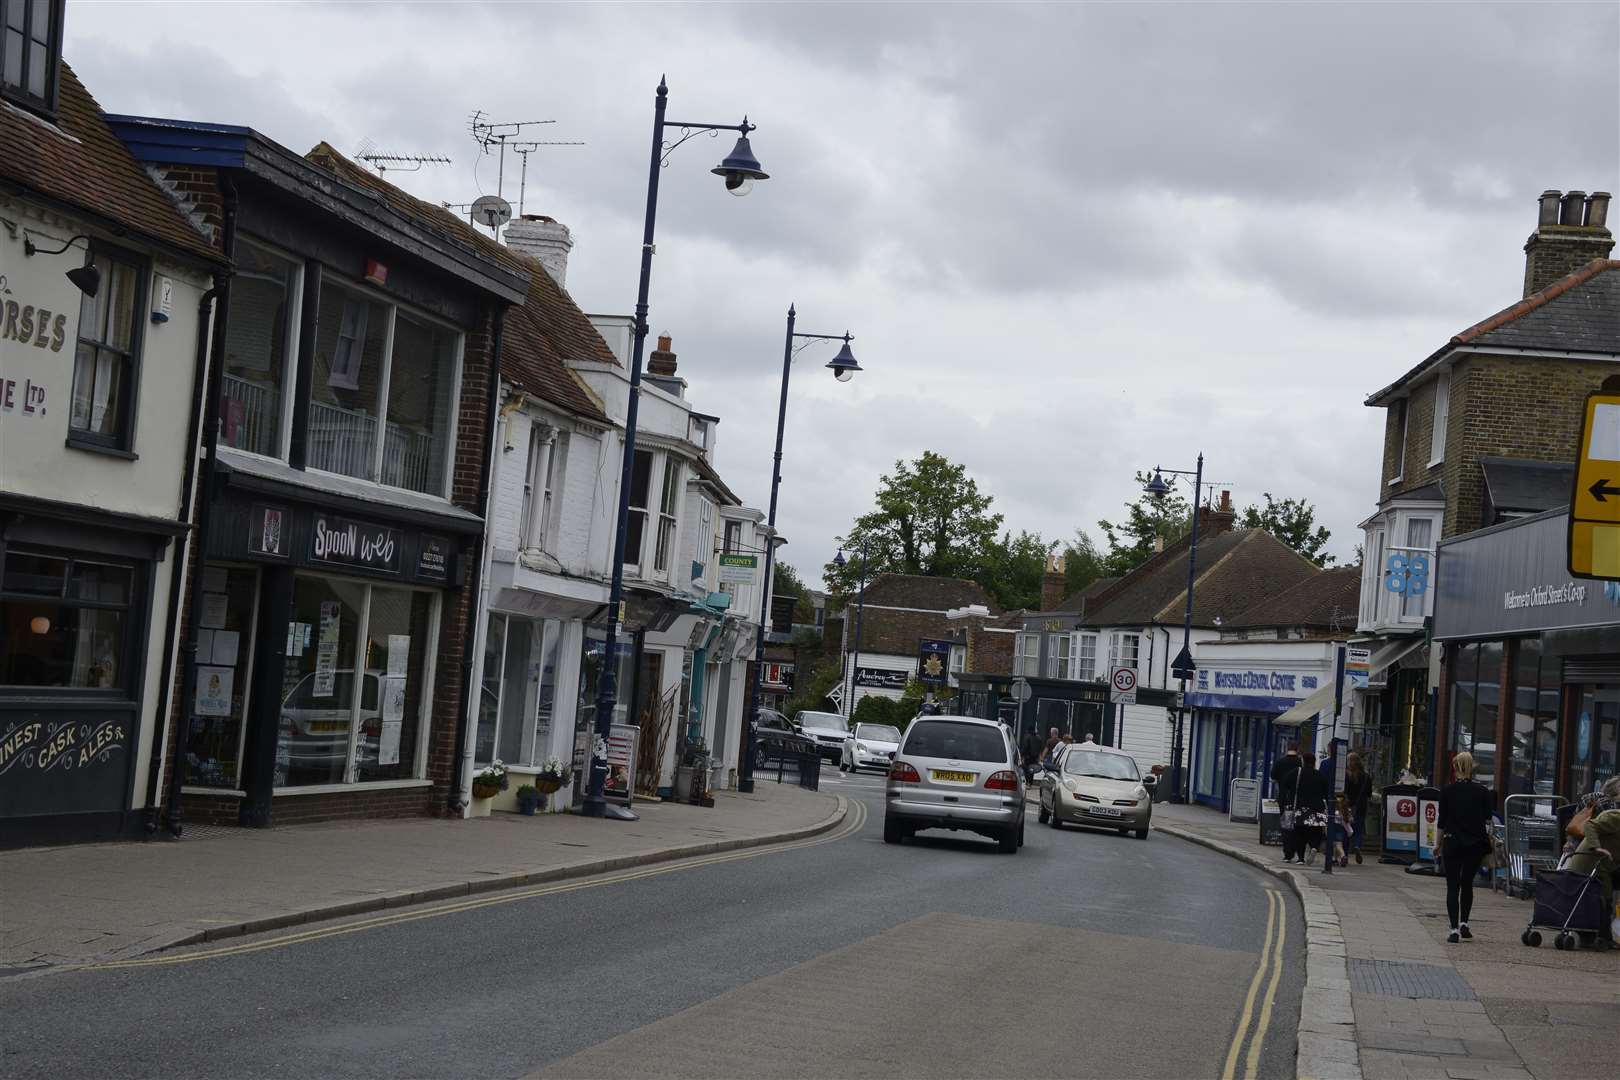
[998,824,1019,854]
[1048,807,1062,829]
[1136,827,1149,840]
[839,754,849,772]
[1018,815,1026,847]
[883,817,903,844]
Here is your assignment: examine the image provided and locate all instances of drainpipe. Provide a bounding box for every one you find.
[164,175,238,837]
[143,269,224,832]
[449,306,508,814]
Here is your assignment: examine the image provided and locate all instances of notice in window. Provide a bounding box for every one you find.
[201,592,229,630]
[387,634,411,678]
[212,629,240,667]
[314,601,340,697]
[195,666,234,717]
[378,675,406,766]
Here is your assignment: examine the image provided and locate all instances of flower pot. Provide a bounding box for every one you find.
[471,781,501,800]
[537,777,565,796]
[516,797,539,816]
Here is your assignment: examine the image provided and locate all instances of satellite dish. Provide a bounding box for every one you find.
[470,195,513,229]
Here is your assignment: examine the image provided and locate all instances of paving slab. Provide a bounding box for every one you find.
[0,785,842,971]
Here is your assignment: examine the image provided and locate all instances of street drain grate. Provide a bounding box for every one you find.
[1348,958,1476,1000]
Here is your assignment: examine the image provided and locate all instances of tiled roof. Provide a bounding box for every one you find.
[1366,259,1620,405]
[1,64,217,262]
[1084,530,1321,628]
[1481,457,1573,517]
[851,606,959,657]
[1224,566,1361,630]
[304,143,615,421]
[860,574,994,613]
[1055,576,1119,614]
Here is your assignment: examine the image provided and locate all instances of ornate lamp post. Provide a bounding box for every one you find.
[582,79,770,821]
[738,310,861,793]
[1143,454,1206,805]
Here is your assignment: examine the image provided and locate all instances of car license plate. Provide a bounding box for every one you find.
[308,720,348,733]
[1087,806,1122,817]
[930,769,974,783]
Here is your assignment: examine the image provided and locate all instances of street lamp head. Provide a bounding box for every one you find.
[833,550,846,568]
[1144,467,1171,500]
[825,336,861,382]
[713,127,769,196]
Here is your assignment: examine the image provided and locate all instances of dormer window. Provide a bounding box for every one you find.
[1,0,63,116]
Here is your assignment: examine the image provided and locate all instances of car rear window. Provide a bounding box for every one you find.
[902,721,1008,763]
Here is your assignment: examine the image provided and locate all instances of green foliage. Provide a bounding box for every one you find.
[852,694,903,729]
[784,659,842,719]
[1098,472,1193,576]
[822,452,1004,596]
[978,530,1056,611]
[1061,529,1108,603]
[1241,494,1335,566]
[773,561,816,621]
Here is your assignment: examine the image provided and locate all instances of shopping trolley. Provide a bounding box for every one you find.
[1501,794,1566,900]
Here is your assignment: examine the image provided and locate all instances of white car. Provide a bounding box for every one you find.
[841,722,901,773]
[794,710,851,762]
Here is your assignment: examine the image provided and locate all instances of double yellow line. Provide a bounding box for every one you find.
[95,799,867,971]
[1222,887,1287,1080]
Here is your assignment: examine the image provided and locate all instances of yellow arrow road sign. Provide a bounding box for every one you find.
[1569,389,1620,579]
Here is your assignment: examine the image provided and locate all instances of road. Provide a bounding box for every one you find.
[0,771,1303,1079]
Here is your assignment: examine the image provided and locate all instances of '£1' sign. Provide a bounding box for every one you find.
[1384,552,1430,595]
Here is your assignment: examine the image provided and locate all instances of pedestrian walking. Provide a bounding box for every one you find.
[1438,751,1494,943]
[1293,751,1329,864]
[1271,744,1304,862]
[1342,752,1373,865]
[1020,728,1042,783]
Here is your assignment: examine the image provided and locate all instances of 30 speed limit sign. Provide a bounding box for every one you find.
[1109,665,1138,705]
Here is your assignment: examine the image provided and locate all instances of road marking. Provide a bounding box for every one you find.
[1221,888,1277,1080]
[1244,887,1288,1080]
[93,799,868,971]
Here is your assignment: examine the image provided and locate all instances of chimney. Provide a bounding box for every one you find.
[648,335,678,376]
[1197,490,1237,537]
[1522,189,1614,297]
[1041,553,1068,611]
[503,215,574,288]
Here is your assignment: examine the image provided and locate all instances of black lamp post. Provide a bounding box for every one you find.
[832,544,870,722]
[1144,453,1205,805]
[581,78,770,821]
[738,309,861,794]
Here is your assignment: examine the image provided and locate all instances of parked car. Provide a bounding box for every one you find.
[841,722,901,773]
[883,716,1025,853]
[794,710,851,762]
[1038,743,1152,838]
[753,708,816,769]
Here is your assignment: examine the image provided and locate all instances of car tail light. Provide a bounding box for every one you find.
[984,770,1019,790]
[889,761,921,783]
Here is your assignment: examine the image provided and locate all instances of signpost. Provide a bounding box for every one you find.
[1010,678,1033,704]
[1567,381,1620,579]
[1109,665,1138,705]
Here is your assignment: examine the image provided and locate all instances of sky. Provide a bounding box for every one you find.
[66,1,1619,588]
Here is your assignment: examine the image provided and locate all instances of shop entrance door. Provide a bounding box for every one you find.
[1569,683,1619,798]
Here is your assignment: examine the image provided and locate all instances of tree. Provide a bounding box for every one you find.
[978,530,1056,611]
[1061,529,1109,601]
[1240,494,1335,566]
[1097,472,1192,576]
[773,561,815,621]
[822,452,1004,595]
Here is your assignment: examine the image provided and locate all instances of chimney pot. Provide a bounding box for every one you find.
[1586,192,1611,230]
[648,335,678,377]
[1538,190,1563,225]
[1560,191,1588,226]
[657,334,672,351]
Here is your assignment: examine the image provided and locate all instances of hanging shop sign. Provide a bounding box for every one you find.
[416,534,451,583]
[1345,646,1371,690]
[918,639,951,686]
[309,515,401,574]
[717,554,758,585]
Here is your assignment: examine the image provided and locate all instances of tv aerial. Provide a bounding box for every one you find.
[467,110,583,215]
[359,152,452,175]
[470,194,513,236]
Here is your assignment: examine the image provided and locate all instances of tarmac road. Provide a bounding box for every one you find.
[0,771,1304,1079]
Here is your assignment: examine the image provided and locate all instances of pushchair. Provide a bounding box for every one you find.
[1520,866,1611,950]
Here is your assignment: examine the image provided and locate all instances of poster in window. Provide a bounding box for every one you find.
[386,634,411,677]
[249,506,287,558]
[378,675,406,766]
[314,601,340,697]
[200,592,229,629]
[212,629,240,667]
[195,666,234,717]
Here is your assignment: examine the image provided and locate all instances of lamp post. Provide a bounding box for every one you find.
[1144,454,1205,805]
[833,544,870,723]
[581,78,770,821]
[739,307,861,793]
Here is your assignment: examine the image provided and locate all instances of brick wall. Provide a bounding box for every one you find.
[1378,377,1443,499]
[1523,227,1614,297]
[967,627,1015,675]
[145,165,225,248]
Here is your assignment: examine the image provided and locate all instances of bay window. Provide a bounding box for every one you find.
[624,450,654,572]
[521,425,562,552]
[654,459,681,575]
[1109,631,1141,673]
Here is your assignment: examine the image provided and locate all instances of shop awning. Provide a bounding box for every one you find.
[1366,637,1425,688]
[1271,683,1338,728]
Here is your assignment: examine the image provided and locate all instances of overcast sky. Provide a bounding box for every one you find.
[68,1,1619,588]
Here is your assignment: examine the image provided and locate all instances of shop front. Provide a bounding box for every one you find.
[1434,508,1620,801]
[179,482,475,825]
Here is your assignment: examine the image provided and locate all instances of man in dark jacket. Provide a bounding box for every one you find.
[1271,745,1304,861]
[1020,728,1042,782]
[1293,753,1330,864]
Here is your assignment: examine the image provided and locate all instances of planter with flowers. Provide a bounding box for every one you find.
[515,783,541,816]
[470,761,507,813]
[535,758,572,800]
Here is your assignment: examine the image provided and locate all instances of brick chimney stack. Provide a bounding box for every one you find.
[1198,489,1238,537]
[1041,553,1068,611]
[648,335,678,376]
[1523,190,1613,297]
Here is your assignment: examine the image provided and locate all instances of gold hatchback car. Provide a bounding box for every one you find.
[1037,743,1153,839]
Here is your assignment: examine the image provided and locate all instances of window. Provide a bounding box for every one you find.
[723,520,742,555]
[1361,528,1386,629]
[70,245,145,449]
[654,458,680,575]
[1,0,62,114]
[1389,398,1408,483]
[308,281,462,496]
[1448,642,1501,788]
[476,614,564,767]
[1510,639,1560,797]
[521,425,560,551]
[902,720,1007,763]
[948,644,966,677]
[1109,631,1140,672]
[1075,632,1098,682]
[1014,632,1040,677]
[0,546,134,689]
[220,241,298,458]
[1399,516,1433,621]
[182,564,259,789]
[624,450,654,571]
[1428,372,1450,466]
[1046,633,1072,679]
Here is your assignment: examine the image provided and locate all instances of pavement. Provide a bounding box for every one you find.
[0,783,843,973]
[1150,801,1619,1080]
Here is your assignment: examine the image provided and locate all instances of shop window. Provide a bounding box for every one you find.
[1075,633,1098,681]
[69,245,145,451]
[0,546,133,689]
[1109,631,1140,673]
[654,458,681,576]
[1014,633,1040,677]
[477,614,562,768]
[381,313,458,494]
[0,0,62,115]
[220,241,298,458]
[1045,633,1071,679]
[355,585,433,782]
[183,565,258,789]
[1569,684,1619,799]
[1511,640,1561,796]
[1448,642,1502,787]
[624,450,654,572]
[1035,698,1070,738]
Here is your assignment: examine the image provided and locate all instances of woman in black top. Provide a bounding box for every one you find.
[1342,752,1373,865]
[1438,751,1495,943]
[1292,752,1330,864]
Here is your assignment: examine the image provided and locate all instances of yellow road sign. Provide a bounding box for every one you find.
[1569,390,1620,579]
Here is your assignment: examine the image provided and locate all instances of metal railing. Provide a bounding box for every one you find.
[306,398,439,493]
[220,373,279,456]
[764,744,821,791]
